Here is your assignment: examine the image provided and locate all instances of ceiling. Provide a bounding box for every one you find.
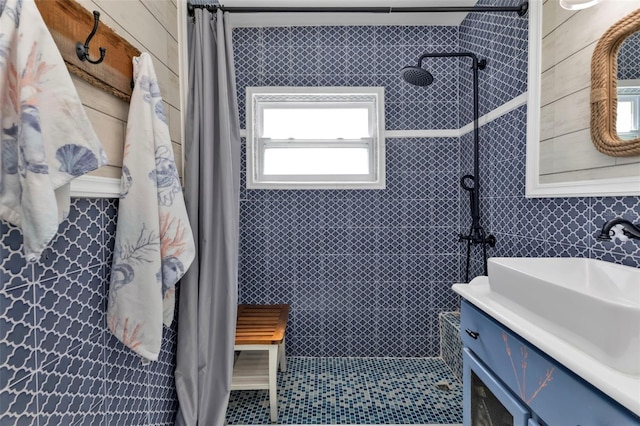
[221,0,479,27]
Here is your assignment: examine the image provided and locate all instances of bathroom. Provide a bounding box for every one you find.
[1,0,639,425]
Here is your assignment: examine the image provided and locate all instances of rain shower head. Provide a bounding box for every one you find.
[401,52,486,88]
[400,65,433,87]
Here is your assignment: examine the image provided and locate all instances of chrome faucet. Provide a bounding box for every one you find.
[597,218,640,242]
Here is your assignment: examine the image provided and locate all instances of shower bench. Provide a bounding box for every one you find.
[231,304,290,423]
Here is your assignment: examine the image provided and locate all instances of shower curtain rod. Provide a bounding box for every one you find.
[187,2,529,17]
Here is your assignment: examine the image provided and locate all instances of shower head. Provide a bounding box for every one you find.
[400,65,433,86]
[402,52,486,87]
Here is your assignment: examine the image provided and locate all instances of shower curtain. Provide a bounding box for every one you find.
[175,8,241,426]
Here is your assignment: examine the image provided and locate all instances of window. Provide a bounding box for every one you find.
[246,87,385,189]
[616,81,640,140]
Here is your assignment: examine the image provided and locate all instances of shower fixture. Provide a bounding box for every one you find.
[401,52,495,282]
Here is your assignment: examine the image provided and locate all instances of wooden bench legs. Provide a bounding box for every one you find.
[268,345,278,422]
[278,337,286,373]
[231,340,286,423]
[232,304,290,423]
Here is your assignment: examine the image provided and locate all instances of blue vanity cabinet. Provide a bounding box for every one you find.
[461,300,640,426]
[463,348,531,425]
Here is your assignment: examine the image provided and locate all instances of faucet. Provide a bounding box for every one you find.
[597,218,640,242]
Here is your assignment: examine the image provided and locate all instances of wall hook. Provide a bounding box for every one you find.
[76,11,106,65]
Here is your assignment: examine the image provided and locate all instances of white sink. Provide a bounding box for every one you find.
[487,257,640,375]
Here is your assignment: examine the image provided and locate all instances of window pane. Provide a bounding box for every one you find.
[263,147,370,175]
[262,108,370,139]
[617,100,634,132]
[247,87,385,189]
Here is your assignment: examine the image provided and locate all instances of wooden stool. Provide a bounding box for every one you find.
[231,304,290,423]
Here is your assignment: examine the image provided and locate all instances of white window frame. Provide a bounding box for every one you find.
[617,95,640,138]
[246,86,386,189]
[617,80,640,140]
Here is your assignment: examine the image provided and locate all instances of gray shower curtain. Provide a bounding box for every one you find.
[175,8,241,426]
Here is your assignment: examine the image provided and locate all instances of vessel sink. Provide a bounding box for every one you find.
[487,257,640,375]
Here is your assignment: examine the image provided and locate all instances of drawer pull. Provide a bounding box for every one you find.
[465,329,480,339]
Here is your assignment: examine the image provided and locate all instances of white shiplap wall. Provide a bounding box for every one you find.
[538,0,640,184]
[71,0,181,180]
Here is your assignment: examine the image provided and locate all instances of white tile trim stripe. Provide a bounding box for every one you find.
[240,92,527,140]
[385,129,461,138]
[73,93,527,198]
[458,92,528,137]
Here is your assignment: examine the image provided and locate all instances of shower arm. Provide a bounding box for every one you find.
[416,52,481,69]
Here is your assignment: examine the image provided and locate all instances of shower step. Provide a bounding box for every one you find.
[439,311,463,381]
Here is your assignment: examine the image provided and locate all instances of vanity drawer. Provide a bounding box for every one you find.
[461,300,639,426]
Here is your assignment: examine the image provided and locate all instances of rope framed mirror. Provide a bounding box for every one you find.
[590,8,640,157]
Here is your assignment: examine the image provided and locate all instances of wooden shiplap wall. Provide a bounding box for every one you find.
[71,0,181,180]
[539,0,640,184]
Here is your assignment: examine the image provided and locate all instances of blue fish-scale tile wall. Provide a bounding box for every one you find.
[234,24,464,357]
[238,137,463,357]
[0,199,179,425]
[234,25,460,131]
[458,0,528,125]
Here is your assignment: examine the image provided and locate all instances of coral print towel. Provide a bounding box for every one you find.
[0,0,107,260]
[107,53,194,361]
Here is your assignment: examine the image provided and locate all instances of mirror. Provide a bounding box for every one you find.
[526,1,640,197]
[591,12,640,156]
[616,32,640,141]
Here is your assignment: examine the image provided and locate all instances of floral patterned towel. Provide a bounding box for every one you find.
[0,0,108,260]
[107,53,195,361]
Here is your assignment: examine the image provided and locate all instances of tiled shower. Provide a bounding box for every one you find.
[1,0,640,424]
[235,24,465,358]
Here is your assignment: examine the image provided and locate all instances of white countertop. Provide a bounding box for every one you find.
[452,277,640,417]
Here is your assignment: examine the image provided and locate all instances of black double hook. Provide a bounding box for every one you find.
[76,11,106,65]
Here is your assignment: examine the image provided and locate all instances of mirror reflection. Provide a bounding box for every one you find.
[617,31,640,140]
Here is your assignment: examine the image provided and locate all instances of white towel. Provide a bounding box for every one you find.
[0,0,108,260]
[107,53,195,361]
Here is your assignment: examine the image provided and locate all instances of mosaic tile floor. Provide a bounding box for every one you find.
[226,357,462,425]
